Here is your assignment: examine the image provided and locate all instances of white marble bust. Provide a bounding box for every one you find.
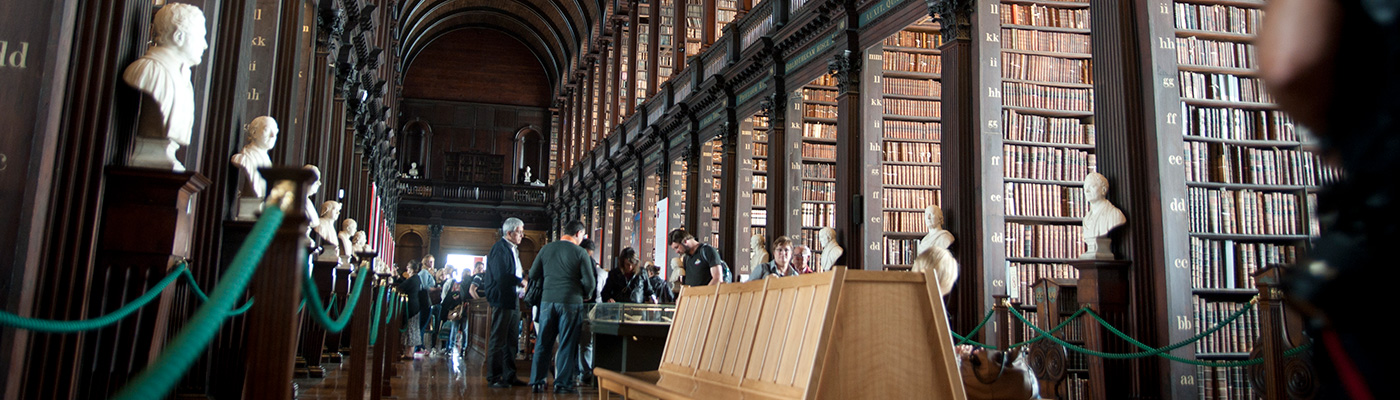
[918,204,954,256]
[230,116,277,198]
[123,3,207,171]
[523,166,532,183]
[912,246,959,296]
[314,201,341,245]
[338,218,358,260]
[818,227,842,272]
[351,230,369,253]
[1081,172,1127,259]
[408,162,420,178]
[303,165,321,225]
[749,234,769,268]
[669,256,685,284]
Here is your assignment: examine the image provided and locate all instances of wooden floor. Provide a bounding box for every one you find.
[293,349,602,399]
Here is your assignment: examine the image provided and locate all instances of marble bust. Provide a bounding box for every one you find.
[523,166,533,183]
[749,234,769,268]
[122,3,208,171]
[817,227,843,272]
[231,116,277,199]
[408,162,419,178]
[1081,172,1127,260]
[314,201,341,258]
[302,165,322,225]
[912,246,959,296]
[351,230,369,253]
[918,204,955,256]
[338,218,358,260]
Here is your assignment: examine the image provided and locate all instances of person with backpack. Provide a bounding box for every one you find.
[667,229,730,286]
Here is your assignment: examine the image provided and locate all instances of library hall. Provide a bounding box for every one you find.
[0,0,1391,398]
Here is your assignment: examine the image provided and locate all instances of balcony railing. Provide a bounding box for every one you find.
[398,179,549,206]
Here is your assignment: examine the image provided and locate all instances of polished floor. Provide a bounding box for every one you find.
[294,349,603,399]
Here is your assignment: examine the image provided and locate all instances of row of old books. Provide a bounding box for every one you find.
[802,162,834,179]
[1178,71,1274,104]
[1003,110,1096,145]
[751,191,768,207]
[1182,106,1300,142]
[1004,182,1087,218]
[801,203,836,228]
[751,175,768,190]
[801,181,835,202]
[885,98,941,118]
[999,3,1090,29]
[883,165,941,186]
[1003,82,1093,111]
[883,30,943,49]
[1193,297,1260,354]
[884,237,922,266]
[1190,237,1299,290]
[801,143,836,159]
[884,120,942,140]
[1000,28,1091,53]
[1009,262,1080,303]
[802,88,837,103]
[1186,187,1303,235]
[882,211,927,233]
[751,209,767,226]
[1003,144,1096,182]
[1002,52,1093,84]
[753,142,769,157]
[804,104,837,119]
[883,51,942,74]
[883,188,940,209]
[1175,37,1256,69]
[1005,222,1087,259]
[1196,365,1257,400]
[883,142,941,163]
[883,77,941,97]
[1173,3,1262,35]
[1183,141,1340,186]
[803,122,836,139]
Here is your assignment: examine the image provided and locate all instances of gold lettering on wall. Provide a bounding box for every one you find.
[0,41,31,69]
[254,8,262,20]
[252,36,267,46]
[249,61,257,71]
[247,88,261,101]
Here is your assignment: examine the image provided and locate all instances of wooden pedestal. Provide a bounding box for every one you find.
[81,167,208,399]
[1068,259,1133,400]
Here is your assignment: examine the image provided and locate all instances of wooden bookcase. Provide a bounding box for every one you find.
[871,17,946,270]
[994,0,1097,328]
[787,75,840,259]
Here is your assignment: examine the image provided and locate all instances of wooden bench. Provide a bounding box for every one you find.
[596,268,967,399]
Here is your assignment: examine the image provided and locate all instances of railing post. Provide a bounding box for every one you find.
[1255,267,1288,399]
[994,295,1012,349]
[345,256,377,400]
[241,167,316,400]
[370,271,390,400]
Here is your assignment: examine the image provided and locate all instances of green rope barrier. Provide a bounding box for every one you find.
[1007,301,1312,367]
[111,206,285,400]
[1010,306,1090,348]
[300,267,370,333]
[297,298,306,313]
[955,309,996,347]
[178,267,254,316]
[369,284,387,346]
[0,263,192,332]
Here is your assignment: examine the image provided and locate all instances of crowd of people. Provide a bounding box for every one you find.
[386,221,824,393]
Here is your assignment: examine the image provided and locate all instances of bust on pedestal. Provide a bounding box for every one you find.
[1080,173,1127,260]
[314,201,341,263]
[817,227,843,272]
[918,205,954,256]
[749,234,769,268]
[123,3,207,171]
[338,219,358,263]
[231,116,278,220]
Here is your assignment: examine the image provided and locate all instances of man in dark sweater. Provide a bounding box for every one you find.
[668,228,729,286]
[526,220,596,394]
[484,217,528,388]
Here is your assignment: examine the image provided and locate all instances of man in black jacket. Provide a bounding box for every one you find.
[484,217,528,388]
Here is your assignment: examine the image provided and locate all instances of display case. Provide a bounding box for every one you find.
[588,303,676,373]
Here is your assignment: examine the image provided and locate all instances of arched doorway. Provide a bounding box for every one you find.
[395,231,425,266]
[513,127,544,184]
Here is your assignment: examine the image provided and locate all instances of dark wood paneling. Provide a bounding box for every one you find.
[401,29,551,107]
[401,99,549,185]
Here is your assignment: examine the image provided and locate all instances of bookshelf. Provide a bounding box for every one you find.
[716,0,738,39]
[657,0,676,82]
[708,138,724,245]
[873,17,945,269]
[666,155,689,264]
[996,2,1096,364]
[685,2,703,56]
[1027,278,1091,400]
[790,74,840,255]
[637,0,652,103]
[747,114,770,253]
[1164,2,1337,398]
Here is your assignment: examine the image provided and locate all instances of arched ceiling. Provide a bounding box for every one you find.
[396,0,601,93]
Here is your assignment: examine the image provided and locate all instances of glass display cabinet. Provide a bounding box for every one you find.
[588,303,676,372]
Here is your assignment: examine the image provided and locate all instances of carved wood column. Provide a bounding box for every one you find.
[720,119,752,276]
[627,1,641,114]
[765,87,799,246]
[241,168,315,400]
[831,47,881,271]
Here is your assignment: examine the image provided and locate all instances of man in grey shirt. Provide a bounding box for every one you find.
[527,220,596,394]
